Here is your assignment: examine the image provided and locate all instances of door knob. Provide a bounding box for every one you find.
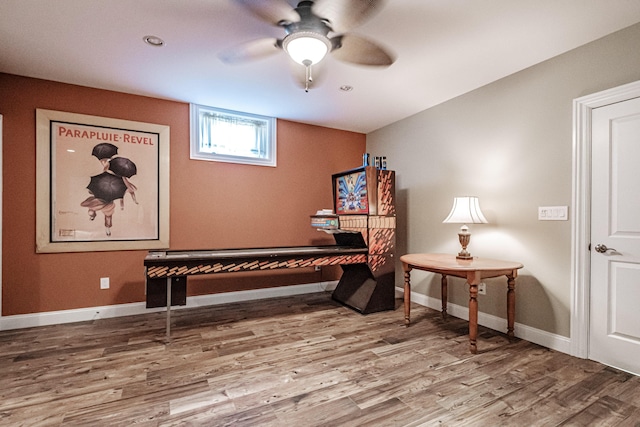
[594,244,617,253]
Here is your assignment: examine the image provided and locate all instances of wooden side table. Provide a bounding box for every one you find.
[400,253,523,353]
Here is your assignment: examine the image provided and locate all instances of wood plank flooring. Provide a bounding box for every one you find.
[1,292,639,426]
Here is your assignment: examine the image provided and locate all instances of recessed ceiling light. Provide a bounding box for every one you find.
[339,85,353,92]
[143,35,165,47]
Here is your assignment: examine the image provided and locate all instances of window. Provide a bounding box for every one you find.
[190,104,276,167]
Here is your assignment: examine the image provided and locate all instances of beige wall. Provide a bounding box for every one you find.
[367,23,640,337]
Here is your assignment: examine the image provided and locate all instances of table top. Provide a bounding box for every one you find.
[400,253,523,274]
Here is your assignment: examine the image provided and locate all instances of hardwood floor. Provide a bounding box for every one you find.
[1,292,639,426]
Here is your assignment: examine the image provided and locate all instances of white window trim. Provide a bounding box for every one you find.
[190,103,277,167]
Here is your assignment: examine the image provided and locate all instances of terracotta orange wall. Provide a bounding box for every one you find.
[0,73,366,316]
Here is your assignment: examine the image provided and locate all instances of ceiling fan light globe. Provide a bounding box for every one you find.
[283,32,330,65]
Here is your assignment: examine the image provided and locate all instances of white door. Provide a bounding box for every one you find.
[589,97,640,375]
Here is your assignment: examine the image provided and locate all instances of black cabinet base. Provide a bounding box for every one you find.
[331,264,395,314]
[146,277,187,308]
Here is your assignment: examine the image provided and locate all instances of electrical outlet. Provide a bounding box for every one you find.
[100,277,110,289]
[478,282,486,295]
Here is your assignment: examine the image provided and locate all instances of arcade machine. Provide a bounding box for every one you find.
[312,165,396,314]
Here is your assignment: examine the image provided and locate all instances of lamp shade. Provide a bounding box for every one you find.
[443,197,488,224]
[283,32,331,65]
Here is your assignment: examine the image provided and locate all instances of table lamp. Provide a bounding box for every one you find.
[443,196,488,259]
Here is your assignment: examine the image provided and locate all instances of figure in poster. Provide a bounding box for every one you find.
[81,143,138,236]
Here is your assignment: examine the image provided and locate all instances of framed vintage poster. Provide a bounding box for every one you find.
[36,109,170,253]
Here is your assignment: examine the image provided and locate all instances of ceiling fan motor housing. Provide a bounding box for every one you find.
[282,1,332,36]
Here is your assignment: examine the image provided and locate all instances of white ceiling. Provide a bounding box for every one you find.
[2,0,640,133]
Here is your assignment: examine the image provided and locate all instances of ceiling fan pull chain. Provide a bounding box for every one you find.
[303,59,313,92]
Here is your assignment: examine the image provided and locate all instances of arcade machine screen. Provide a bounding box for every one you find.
[333,167,369,215]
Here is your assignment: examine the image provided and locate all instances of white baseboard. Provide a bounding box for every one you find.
[0,282,571,357]
[0,280,338,331]
[406,290,572,355]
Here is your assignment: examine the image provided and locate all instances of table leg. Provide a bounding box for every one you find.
[467,271,481,354]
[441,274,448,320]
[166,277,171,343]
[506,272,516,340]
[403,264,412,326]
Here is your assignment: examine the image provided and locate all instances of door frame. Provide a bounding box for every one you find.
[571,80,640,358]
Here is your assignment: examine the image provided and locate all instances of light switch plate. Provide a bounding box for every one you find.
[538,206,568,221]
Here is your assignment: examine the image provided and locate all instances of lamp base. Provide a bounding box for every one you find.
[456,230,473,260]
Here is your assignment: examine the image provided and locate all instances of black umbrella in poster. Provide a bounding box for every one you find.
[91,143,119,160]
[86,172,127,203]
[109,157,137,177]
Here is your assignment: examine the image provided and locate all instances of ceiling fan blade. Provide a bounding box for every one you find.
[233,0,299,26]
[312,0,385,33]
[218,38,281,64]
[330,34,395,66]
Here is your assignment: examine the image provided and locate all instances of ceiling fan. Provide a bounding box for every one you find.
[219,0,396,91]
